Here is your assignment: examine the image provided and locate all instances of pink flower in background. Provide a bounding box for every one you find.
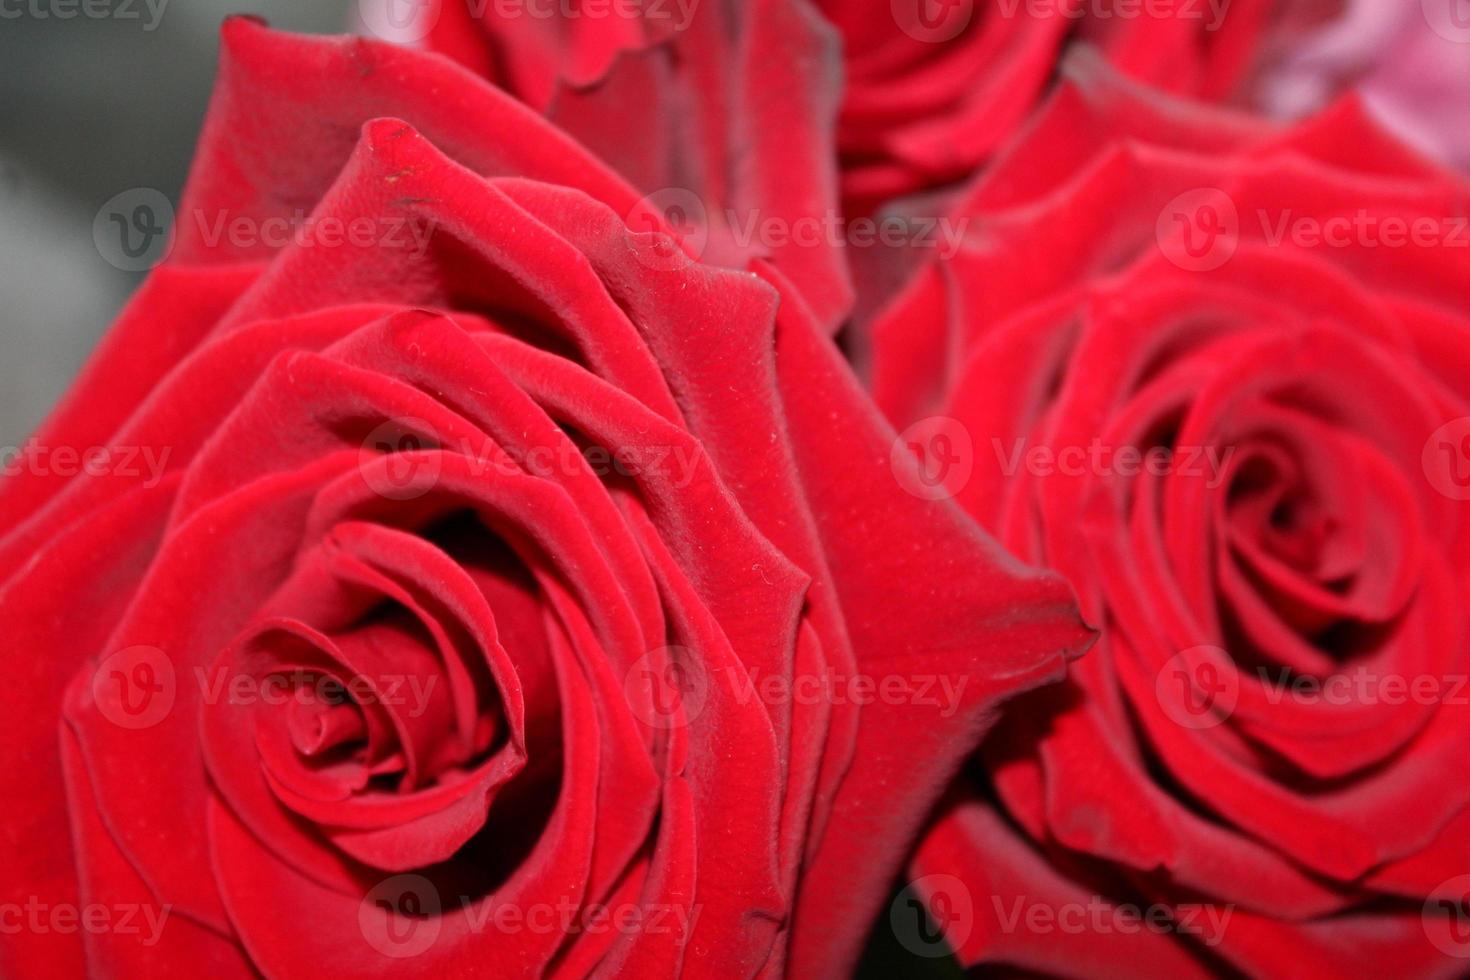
[1259,0,1470,170]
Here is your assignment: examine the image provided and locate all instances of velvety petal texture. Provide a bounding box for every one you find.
[875,50,1470,978]
[812,0,1290,213]
[0,19,1089,980]
[422,0,856,334]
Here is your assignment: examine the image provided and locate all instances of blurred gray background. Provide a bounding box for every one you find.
[0,0,349,449]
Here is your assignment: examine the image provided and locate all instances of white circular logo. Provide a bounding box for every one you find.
[1424,874,1470,957]
[890,874,973,958]
[624,646,708,730]
[1156,645,1239,730]
[358,0,442,43]
[94,188,174,272]
[891,416,974,501]
[1423,417,1470,501]
[91,646,176,730]
[360,874,442,958]
[1157,188,1239,272]
[892,0,974,43]
[359,418,443,501]
[625,187,710,271]
[1423,0,1470,43]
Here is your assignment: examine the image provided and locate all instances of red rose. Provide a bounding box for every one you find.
[814,0,1302,213]
[869,50,1470,976]
[0,20,1090,979]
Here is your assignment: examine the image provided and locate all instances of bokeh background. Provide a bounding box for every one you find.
[0,0,347,448]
